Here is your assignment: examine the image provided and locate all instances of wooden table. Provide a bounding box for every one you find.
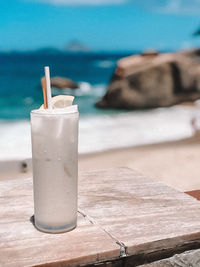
[1,167,200,266]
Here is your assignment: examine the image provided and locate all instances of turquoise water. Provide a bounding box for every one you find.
[0,51,134,119]
[0,51,198,159]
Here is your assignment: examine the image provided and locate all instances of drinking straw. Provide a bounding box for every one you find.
[44,66,52,109]
[41,77,48,109]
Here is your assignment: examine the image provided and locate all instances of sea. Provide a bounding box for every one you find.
[0,51,199,160]
[0,51,132,119]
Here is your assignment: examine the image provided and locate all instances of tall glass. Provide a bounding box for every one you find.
[31,105,79,233]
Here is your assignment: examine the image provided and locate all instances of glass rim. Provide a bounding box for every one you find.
[31,105,78,116]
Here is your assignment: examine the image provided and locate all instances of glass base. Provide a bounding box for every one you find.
[34,219,77,234]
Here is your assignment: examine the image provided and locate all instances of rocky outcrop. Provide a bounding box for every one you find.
[50,77,78,89]
[140,248,200,266]
[96,49,200,109]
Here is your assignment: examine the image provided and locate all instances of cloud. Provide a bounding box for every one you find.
[32,0,126,5]
[157,0,200,14]
[132,0,200,15]
[27,0,200,13]
[160,0,182,13]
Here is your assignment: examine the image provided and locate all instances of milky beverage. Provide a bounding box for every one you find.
[31,105,78,233]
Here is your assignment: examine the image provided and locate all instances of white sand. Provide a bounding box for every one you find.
[2,135,200,192]
[79,134,200,192]
[1,104,200,192]
[0,105,199,160]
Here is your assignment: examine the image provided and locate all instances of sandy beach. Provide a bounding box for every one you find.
[1,104,200,192]
[79,134,200,192]
[2,133,200,193]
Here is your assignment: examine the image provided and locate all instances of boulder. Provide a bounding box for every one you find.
[141,49,159,57]
[96,49,200,109]
[50,76,78,89]
[140,248,200,266]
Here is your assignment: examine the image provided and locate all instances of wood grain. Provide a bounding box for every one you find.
[0,177,119,267]
[1,168,200,266]
[78,168,200,257]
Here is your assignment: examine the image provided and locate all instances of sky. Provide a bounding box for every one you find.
[0,0,200,51]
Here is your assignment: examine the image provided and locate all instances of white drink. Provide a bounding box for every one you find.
[31,105,79,233]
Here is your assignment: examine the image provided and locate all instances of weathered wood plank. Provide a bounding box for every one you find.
[78,168,200,258]
[0,177,120,267]
[2,167,200,267]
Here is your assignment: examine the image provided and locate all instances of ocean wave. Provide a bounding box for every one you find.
[79,106,198,154]
[94,60,116,68]
[52,82,106,97]
[0,105,199,160]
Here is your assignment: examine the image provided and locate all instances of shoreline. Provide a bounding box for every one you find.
[1,133,200,192]
[79,133,200,192]
[1,103,200,191]
[1,104,199,160]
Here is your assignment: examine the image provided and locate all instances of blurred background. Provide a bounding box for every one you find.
[1,0,200,190]
[1,0,200,118]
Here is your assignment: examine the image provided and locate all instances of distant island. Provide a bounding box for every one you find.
[0,41,93,55]
[34,47,62,54]
[65,40,92,53]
